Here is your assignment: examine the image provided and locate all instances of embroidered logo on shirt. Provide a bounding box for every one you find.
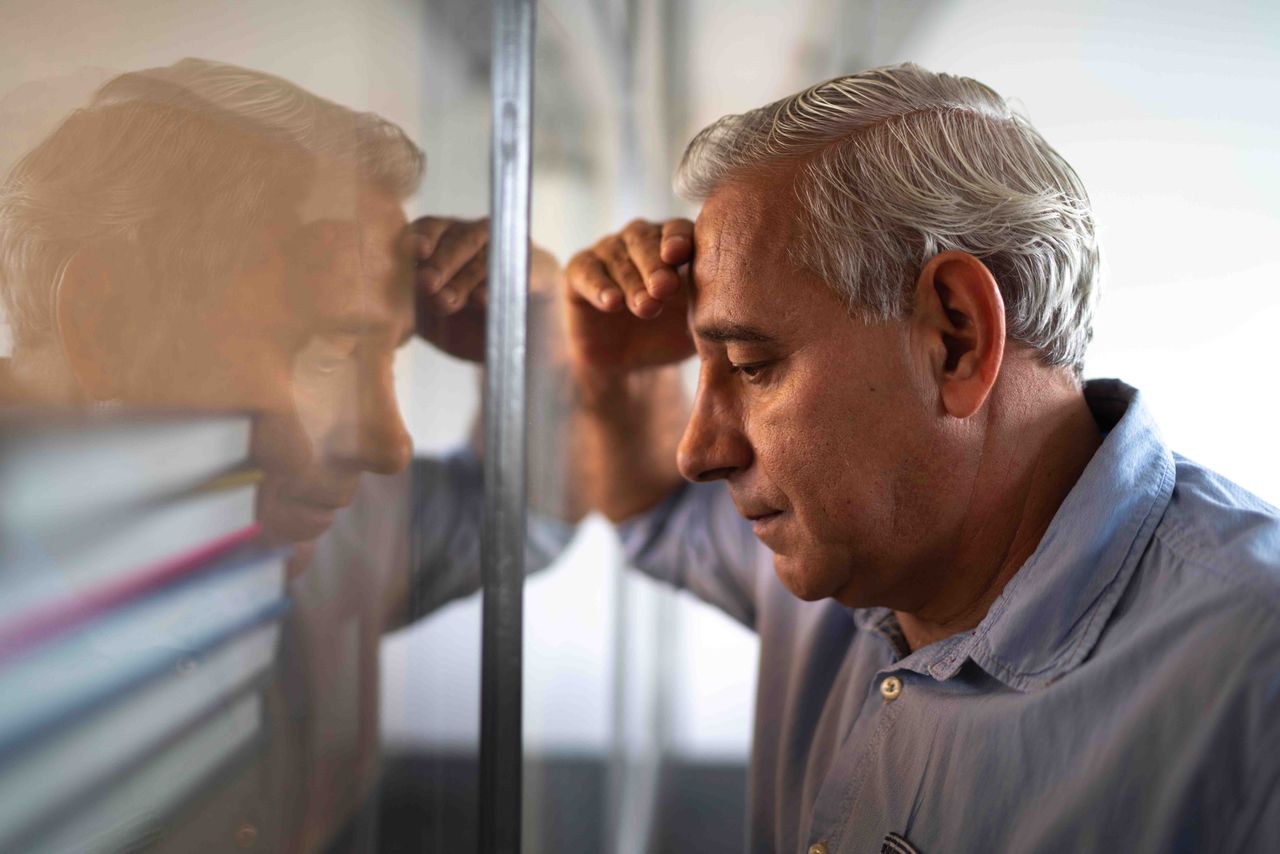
[881,832,921,854]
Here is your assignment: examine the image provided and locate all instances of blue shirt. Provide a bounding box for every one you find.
[620,379,1280,853]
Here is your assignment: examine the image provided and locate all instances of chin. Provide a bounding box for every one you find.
[771,553,847,602]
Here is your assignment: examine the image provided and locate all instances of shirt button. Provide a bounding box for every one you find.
[880,675,903,701]
[235,822,258,848]
[808,843,828,854]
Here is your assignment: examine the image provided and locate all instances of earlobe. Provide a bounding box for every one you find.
[912,251,1006,419]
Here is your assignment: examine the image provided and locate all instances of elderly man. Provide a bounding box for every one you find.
[564,64,1280,852]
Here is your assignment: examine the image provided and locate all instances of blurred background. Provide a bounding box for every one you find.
[1,0,1277,852]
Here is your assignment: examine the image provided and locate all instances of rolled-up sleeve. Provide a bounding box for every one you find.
[617,480,764,630]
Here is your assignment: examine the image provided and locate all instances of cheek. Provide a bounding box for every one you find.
[250,409,314,475]
[749,387,896,600]
[290,369,349,451]
[756,378,881,533]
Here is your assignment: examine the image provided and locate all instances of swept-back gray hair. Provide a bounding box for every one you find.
[0,58,424,353]
[676,63,1099,374]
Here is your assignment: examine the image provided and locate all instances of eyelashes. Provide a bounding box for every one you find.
[729,361,771,382]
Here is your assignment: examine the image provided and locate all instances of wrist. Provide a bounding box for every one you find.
[569,360,673,414]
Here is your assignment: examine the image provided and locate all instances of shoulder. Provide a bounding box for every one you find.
[1101,452,1280,721]
[1121,454,1280,746]
[1089,457,1280,845]
[1151,454,1280,606]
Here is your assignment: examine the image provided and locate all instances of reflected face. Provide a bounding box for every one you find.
[112,182,415,543]
[679,176,942,607]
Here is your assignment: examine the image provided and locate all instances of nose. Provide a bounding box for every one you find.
[676,368,752,483]
[335,365,413,475]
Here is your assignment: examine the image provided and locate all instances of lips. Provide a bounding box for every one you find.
[286,489,356,511]
[734,494,786,540]
[748,510,783,537]
[256,477,358,543]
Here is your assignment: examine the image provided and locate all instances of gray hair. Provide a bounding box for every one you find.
[0,58,424,353]
[675,63,1099,374]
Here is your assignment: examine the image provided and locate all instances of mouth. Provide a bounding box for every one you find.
[745,509,784,538]
[260,500,337,543]
[257,482,356,543]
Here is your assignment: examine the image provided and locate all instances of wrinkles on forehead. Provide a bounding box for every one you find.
[690,173,811,346]
[285,186,414,345]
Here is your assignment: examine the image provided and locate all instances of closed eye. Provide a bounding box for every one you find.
[729,361,771,382]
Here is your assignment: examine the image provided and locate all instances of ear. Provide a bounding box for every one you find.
[910,251,1005,419]
[55,248,140,400]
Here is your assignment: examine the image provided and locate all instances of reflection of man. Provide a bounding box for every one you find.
[0,59,496,851]
[0,59,490,549]
[565,65,1280,852]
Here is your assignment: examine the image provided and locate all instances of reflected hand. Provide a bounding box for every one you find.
[408,217,563,363]
[564,218,696,374]
[409,216,489,362]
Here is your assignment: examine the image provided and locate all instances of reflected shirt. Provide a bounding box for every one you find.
[619,380,1280,853]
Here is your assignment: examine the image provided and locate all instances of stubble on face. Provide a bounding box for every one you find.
[689,172,956,610]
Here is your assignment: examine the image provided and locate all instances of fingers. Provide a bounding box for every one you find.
[440,251,487,313]
[409,217,489,316]
[660,218,694,267]
[565,218,694,320]
[566,252,626,312]
[598,231,659,318]
[621,220,675,300]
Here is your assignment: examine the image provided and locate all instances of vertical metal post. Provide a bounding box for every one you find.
[481,0,533,852]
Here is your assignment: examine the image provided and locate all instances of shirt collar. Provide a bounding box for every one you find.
[853,379,1176,691]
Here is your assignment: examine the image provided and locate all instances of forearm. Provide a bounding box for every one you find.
[569,361,688,522]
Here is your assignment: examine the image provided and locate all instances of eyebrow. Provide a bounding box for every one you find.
[693,321,776,345]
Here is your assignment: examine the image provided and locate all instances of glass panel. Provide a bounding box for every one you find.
[524,2,754,852]
[0,2,489,851]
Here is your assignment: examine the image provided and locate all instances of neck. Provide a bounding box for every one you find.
[896,369,1103,652]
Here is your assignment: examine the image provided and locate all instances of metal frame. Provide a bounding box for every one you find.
[480,0,534,851]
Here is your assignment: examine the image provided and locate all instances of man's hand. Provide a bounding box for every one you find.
[409,216,489,362]
[560,218,695,521]
[408,216,564,363]
[564,218,696,375]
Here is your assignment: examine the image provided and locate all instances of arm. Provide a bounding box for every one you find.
[411,214,697,523]
[561,218,697,521]
[376,218,575,629]
[561,218,766,629]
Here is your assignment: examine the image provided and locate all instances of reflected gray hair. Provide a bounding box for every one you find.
[675,63,1099,374]
[0,58,424,352]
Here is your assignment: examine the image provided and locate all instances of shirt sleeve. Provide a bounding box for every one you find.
[616,480,765,630]
[1232,767,1280,852]
[408,447,574,618]
[1227,642,1280,853]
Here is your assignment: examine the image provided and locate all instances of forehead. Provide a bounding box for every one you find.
[287,185,412,318]
[690,173,829,339]
[693,176,796,279]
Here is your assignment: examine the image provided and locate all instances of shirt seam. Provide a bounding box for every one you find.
[1151,516,1280,608]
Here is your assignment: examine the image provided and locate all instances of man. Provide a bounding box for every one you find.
[564,64,1280,852]
[0,59,504,851]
